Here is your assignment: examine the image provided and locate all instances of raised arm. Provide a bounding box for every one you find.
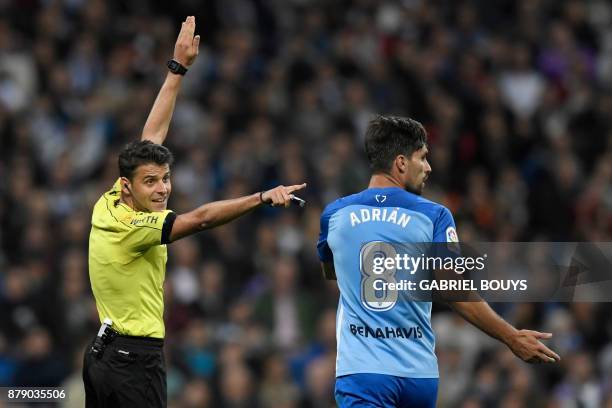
[141,16,200,144]
[448,300,560,363]
[169,183,306,242]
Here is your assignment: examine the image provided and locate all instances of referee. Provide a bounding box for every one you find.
[83,16,305,407]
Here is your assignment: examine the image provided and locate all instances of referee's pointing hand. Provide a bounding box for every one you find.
[261,183,307,207]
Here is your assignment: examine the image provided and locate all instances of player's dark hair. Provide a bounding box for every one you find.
[364,115,427,173]
[118,140,174,180]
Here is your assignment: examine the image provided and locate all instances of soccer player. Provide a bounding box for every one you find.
[83,16,305,408]
[317,116,560,408]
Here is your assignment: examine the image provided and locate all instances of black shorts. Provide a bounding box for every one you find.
[83,335,166,408]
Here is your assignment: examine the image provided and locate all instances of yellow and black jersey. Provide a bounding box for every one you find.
[88,178,176,338]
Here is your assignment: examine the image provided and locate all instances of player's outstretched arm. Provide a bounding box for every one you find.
[448,301,561,364]
[169,183,306,242]
[141,16,200,145]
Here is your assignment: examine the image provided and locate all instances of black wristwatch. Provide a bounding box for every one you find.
[167,59,188,75]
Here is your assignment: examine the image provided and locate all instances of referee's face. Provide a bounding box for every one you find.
[404,146,431,195]
[129,163,172,212]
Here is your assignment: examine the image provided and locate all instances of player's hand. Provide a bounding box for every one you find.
[261,183,307,208]
[507,330,561,364]
[174,16,200,67]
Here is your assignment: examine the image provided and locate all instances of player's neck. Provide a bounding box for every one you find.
[368,173,404,189]
[119,194,138,211]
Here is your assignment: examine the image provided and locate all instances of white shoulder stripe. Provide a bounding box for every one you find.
[336,302,344,370]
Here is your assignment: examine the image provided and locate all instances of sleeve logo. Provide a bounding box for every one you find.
[446,226,459,243]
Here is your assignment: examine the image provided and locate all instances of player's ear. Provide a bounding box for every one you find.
[120,177,131,195]
[396,155,407,173]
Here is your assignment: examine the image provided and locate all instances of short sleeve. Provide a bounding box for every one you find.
[317,206,334,263]
[121,210,175,251]
[432,206,458,243]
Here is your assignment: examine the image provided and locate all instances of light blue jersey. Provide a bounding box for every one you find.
[318,187,457,379]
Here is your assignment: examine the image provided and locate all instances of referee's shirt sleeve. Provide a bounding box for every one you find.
[121,210,177,251]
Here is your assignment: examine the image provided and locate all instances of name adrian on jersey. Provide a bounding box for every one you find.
[350,324,423,340]
[350,208,411,228]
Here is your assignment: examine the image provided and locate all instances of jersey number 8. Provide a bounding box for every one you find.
[360,241,398,311]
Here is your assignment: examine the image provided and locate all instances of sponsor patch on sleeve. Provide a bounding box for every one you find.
[446,226,459,243]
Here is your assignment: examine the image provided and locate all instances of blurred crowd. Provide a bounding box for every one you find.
[1,0,612,407]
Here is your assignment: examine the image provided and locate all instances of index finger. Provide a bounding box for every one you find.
[286,183,307,193]
[527,330,552,339]
[184,16,195,36]
[178,16,195,40]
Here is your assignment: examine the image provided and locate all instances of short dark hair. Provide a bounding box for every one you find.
[364,115,427,172]
[118,140,174,180]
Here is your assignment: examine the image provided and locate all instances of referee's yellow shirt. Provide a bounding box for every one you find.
[88,179,175,338]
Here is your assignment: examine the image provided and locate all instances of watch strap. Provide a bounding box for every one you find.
[167,59,188,75]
